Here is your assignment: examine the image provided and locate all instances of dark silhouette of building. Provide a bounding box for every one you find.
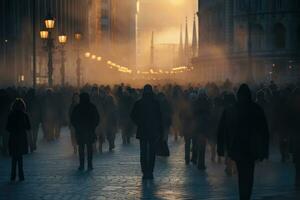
[194,0,300,83]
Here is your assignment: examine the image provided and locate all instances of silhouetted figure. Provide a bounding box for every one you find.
[6,98,31,181]
[25,88,41,152]
[217,84,269,200]
[0,89,12,155]
[68,93,80,154]
[131,85,163,179]
[287,88,300,188]
[71,93,100,171]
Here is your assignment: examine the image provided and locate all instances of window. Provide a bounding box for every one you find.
[273,23,286,49]
[251,24,264,50]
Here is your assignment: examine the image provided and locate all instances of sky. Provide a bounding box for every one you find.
[138,0,198,44]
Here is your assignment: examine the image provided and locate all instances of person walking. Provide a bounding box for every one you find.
[217,84,269,200]
[68,93,80,154]
[71,92,100,171]
[131,84,163,180]
[6,98,31,181]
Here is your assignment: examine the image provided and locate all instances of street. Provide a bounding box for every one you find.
[0,128,299,200]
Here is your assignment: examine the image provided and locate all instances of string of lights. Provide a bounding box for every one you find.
[83,51,194,75]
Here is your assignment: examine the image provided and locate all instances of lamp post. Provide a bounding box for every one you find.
[40,14,55,87]
[75,33,82,88]
[58,34,67,86]
[247,0,254,83]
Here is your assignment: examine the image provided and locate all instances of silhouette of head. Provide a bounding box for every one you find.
[237,84,252,103]
[11,98,26,112]
[80,92,90,104]
[143,84,153,97]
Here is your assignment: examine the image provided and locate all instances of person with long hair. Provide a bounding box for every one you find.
[6,98,31,181]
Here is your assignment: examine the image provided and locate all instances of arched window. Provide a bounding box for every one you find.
[251,24,264,50]
[273,23,286,49]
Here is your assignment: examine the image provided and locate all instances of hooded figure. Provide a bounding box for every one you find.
[217,84,269,200]
[131,84,163,180]
[71,92,100,170]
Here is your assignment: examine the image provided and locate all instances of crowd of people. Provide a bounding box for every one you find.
[0,80,300,199]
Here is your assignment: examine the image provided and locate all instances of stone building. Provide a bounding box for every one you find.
[193,0,300,83]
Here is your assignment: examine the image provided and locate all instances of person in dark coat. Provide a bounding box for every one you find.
[217,84,269,200]
[71,92,100,170]
[287,88,300,188]
[68,92,80,154]
[6,98,31,181]
[131,84,163,180]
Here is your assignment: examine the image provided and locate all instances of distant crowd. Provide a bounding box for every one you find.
[1,80,300,199]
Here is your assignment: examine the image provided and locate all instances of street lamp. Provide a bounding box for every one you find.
[45,14,55,29]
[40,14,55,87]
[75,32,82,88]
[58,34,67,86]
[40,30,49,39]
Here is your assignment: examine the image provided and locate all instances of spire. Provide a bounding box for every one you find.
[184,17,189,60]
[178,25,184,64]
[192,15,198,57]
[150,31,154,66]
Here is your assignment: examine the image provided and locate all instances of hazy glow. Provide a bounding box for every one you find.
[169,0,184,6]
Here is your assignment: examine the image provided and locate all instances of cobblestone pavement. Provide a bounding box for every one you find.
[0,128,300,200]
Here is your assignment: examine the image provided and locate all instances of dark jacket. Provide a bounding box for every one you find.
[217,85,269,161]
[71,101,100,145]
[130,94,163,140]
[6,110,31,156]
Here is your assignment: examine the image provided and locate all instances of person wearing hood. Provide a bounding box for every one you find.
[131,84,163,180]
[217,84,269,200]
[71,92,100,171]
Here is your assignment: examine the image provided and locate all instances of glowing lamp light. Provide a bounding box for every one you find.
[91,55,96,59]
[85,52,91,58]
[40,30,49,39]
[45,15,55,29]
[75,33,82,40]
[58,35,67,44]
[97,57,102,61]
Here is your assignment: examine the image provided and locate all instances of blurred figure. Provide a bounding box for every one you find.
[25,89,41,152]
[131,84,163,180]
[0,89,12,155]
[180,93,197,165]
[6,98,31,181]
[102,94,118,151]
[193,90,210,170]
[222,93,237,176]
[71,93,100,171]
[287,88,300,188]
[217,84,269,200]
[68,93,80,154]
[41,89,59,141]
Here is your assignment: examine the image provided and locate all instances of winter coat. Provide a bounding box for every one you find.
[6,110,31,156]
[130,94,163,141]
[71,102,100,145]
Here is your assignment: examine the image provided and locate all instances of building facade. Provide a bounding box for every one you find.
[194,0,300,83]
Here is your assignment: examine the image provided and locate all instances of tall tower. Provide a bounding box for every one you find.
[192,15,198,57]
[178,25,184,65]
[150,31,154,66]
[184,17,189,63]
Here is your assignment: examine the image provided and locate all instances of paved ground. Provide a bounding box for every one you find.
[0,127,300,200]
